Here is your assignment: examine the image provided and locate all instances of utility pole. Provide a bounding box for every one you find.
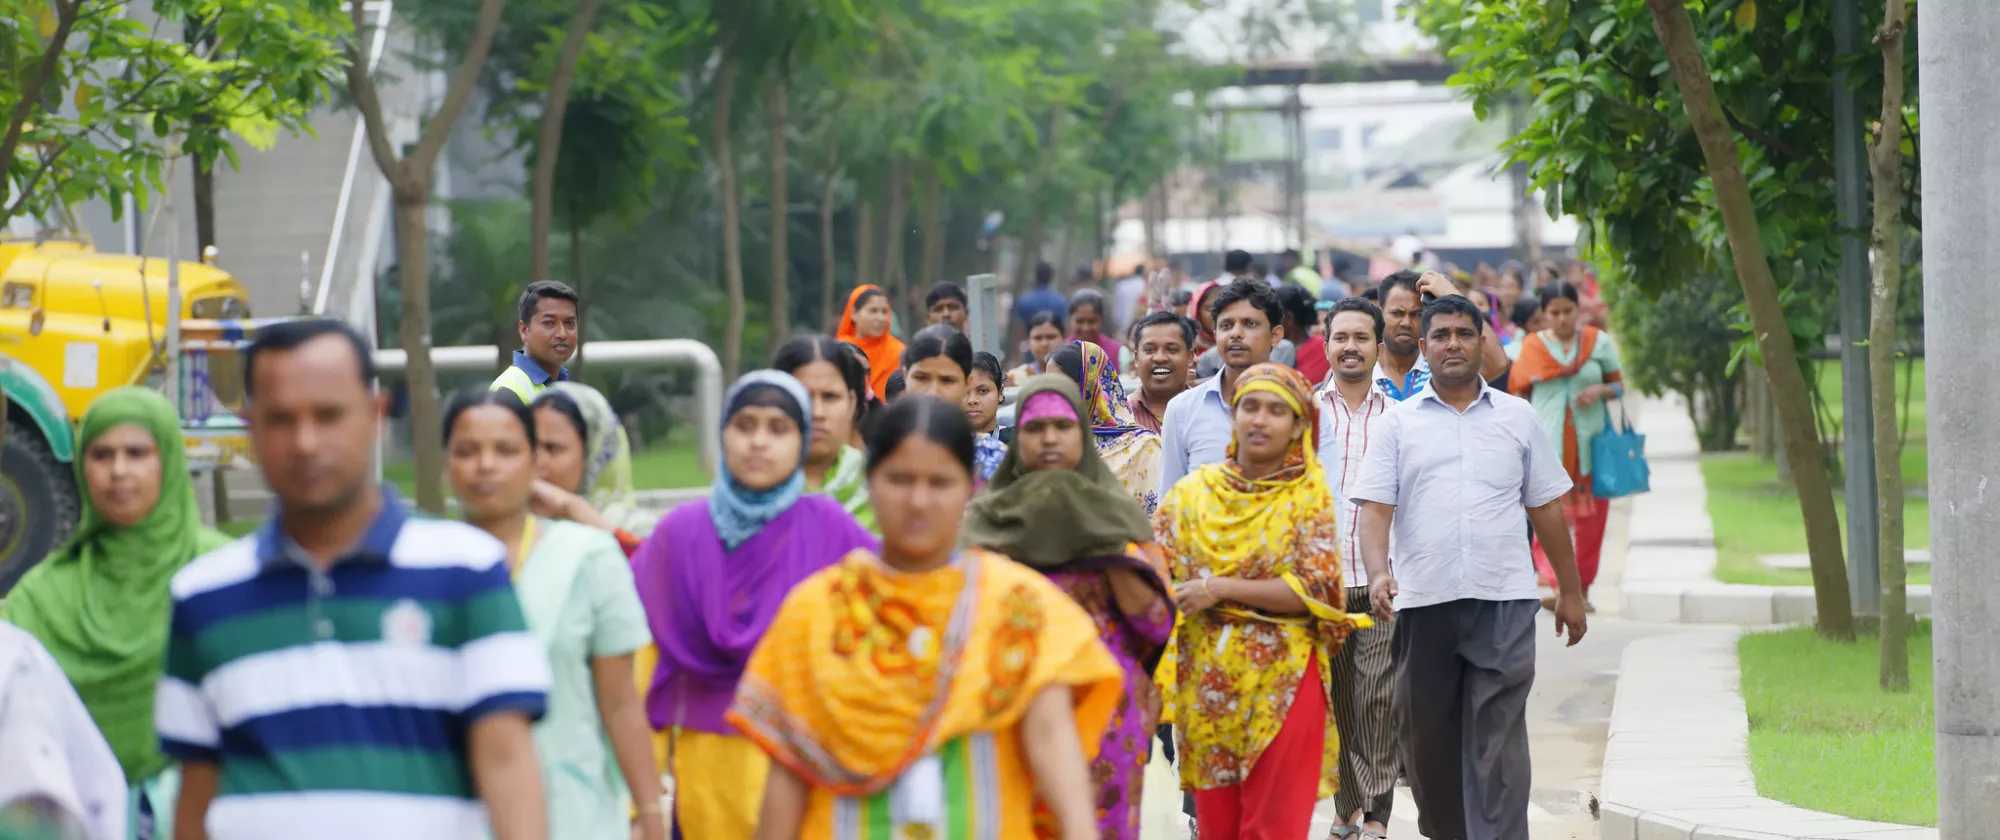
[1831,0,1881,617]
[1921,0,2000,831]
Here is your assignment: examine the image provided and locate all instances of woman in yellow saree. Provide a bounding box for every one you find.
[728,396,1125,840]
[1152,363,1370,840]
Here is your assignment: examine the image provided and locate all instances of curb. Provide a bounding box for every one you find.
[1600,631,1935,840]
[1621,581,1933,626]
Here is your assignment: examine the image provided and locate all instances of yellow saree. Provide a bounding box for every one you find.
[728,548,1123,839]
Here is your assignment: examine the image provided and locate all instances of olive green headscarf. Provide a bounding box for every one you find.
[961,375,1152,566]
[2,387,229,782]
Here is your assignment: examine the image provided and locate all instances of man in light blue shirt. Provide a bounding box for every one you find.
[1158,280,1286,493]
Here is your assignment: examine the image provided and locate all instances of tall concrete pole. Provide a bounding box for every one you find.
[1831,0,1880,616]
[1921,0,2000,832]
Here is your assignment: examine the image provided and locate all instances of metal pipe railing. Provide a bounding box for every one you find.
[372,340,723,475]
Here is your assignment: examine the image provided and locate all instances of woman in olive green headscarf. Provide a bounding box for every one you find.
[2,387,230,840]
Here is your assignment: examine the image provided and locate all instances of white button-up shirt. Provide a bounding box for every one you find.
[1316,381,1393,587]
[1349,379,1572,610]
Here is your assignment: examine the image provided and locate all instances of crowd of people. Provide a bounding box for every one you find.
[0,246,1620,840]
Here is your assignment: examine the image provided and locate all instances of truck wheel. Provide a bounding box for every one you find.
[0,416,80,593]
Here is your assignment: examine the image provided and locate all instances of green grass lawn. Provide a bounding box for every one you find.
[208,433,707,538]
[1706,359,1929,586]
[1740,623,1936,826]
[1703,453,1929,586]
[380,432,708,498]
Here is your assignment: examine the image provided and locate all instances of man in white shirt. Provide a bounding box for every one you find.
[1313,298,1396,840]
[1351,294,1587,840]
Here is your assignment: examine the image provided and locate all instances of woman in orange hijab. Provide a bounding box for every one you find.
[836,285,904,401]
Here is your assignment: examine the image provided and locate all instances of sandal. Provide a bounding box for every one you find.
[1326,826,1360,839]
[1361,831,1390,840]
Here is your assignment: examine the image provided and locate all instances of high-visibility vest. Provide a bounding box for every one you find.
[491,365,545,404]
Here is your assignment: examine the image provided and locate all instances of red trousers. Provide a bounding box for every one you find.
[1534,495,1611,591]
[1191,652,1326,840]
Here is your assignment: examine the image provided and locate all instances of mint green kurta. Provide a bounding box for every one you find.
[512,518,652,840]
[1524,329,1622,477]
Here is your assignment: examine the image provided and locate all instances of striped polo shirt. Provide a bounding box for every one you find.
[154,491,550,840]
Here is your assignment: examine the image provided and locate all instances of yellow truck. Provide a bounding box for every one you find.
[0,236,259,590]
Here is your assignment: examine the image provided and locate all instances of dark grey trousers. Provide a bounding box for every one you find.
[1392,598,1537,840]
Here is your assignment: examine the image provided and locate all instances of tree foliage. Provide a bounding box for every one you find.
[1412,0,1919,356]
[0,0,346,228]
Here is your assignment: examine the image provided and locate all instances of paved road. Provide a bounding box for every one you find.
[1140,499,1680,839]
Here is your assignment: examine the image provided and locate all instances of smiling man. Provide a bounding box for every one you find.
[1158,280,1282,494]
[1127,311,1195,434]
[1313,297,1397,839]
[492,281,579,403]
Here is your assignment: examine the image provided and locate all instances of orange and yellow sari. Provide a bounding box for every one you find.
[727,547,1123,839]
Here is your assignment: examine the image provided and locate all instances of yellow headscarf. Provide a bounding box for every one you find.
[1184,364,1324,576]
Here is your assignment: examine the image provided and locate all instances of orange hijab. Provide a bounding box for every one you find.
[836,285,905,400]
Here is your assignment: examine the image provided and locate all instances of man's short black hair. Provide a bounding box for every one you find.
[517,280,579,324]
[1421,294,1485,336]
[924,281,967,309]
[243,318,376,397]
[1133,309,1194,346]
[1324,297,1385,341]
[1361,287,1380,303]
[1224,249,1253,273]
[1034,262,1054,287]
[1282,248,1302,261]
[1377,270,1423,305]
[1206,279,1283,330]
[1169,289,1193,307]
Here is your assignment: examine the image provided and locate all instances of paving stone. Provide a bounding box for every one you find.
[1600,802,1641,840]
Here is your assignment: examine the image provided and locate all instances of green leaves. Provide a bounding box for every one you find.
[0,0,346,225]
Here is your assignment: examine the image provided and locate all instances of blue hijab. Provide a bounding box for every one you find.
[710,370,813,551]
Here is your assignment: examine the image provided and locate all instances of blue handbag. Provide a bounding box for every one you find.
[1591,398,1650,498]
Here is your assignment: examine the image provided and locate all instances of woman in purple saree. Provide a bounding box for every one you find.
[961,373,1177,840]
[630,370,877,840]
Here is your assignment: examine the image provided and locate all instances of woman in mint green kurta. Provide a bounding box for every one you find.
[441,389,666,840]
[1507,283,1623,601]
[513,519,658,840]
[2,387,230,840]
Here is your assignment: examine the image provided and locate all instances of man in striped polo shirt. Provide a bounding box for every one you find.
[157,319,551,840]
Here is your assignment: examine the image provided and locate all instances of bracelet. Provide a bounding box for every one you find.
[1202,578,1214,600]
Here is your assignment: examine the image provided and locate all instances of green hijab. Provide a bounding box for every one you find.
[817,444,876,533]
[540,383,654,537]
[961,375,1152,567]
[1,387,230,782]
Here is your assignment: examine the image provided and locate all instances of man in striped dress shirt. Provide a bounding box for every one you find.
[1314,298,1398,840]
[157,320,550,840]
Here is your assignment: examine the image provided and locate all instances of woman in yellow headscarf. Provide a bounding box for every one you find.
[1151,363,1369,840]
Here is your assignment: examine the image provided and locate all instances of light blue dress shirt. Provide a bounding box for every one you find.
[1157,374,1235,495]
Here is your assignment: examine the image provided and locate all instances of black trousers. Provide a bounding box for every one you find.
[1393,598,1537,840]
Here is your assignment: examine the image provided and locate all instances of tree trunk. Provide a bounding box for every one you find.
[855,198,875,291]
[766,76,791,345]
[1055,196,1082,289]
[1868,0,1911,690]
[392,192,446,512]
[714,44,745,379]
[527,0,602,283]
[1017,212,1045,298]
[1645,0,1856,640]
[343,0,506,513]
[569,215,586,379]
[819,141,840,332]
[919,167,944,288]
[1141,182,1162,261]
[192,147,216,254]
[881,159,910,328]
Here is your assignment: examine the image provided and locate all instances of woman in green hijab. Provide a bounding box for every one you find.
[528,383,657,556]
[2,386,230,840]
[961,374,1175,840]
